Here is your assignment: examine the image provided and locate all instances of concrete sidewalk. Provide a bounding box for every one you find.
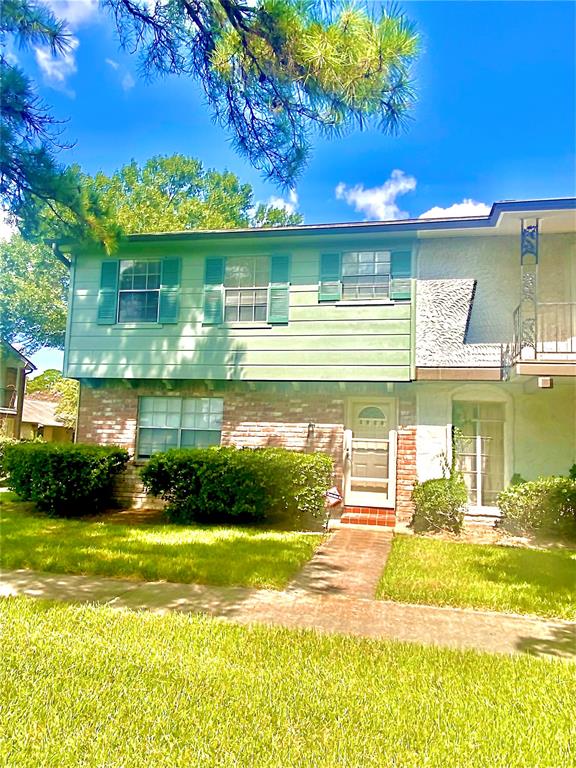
[2,567,574,660]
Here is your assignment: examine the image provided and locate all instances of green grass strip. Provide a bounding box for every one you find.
[378,535,576,620]
[0,496,321,589]
[1,598,574,768]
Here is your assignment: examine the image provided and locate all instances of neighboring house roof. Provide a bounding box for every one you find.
[22,399,69,428]
[0,339,36,372]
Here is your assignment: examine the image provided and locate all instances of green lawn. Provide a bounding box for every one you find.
[0,495,321,589]
[1,598,574,768]
[378,535,576,620]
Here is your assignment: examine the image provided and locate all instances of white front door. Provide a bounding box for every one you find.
[345,400,396,508]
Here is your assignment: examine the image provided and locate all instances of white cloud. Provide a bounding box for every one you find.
[42,0,99,28]
[121,72,136,91]
[0,210,17,242]
[419,199,491,219]
[34,36,78,91]
[335,170,417,221]
[5,50,19,65]
[268,189,299,215]
[105,58,119,70]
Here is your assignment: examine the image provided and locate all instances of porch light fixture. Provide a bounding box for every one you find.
[307,423,315,438]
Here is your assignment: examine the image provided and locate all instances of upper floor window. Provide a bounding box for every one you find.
[319,250,411,302]
[203,254,290,325]
[97,258,181,326]
[342,251,391,301]
[224,256,270,323]
[118,260,161,323]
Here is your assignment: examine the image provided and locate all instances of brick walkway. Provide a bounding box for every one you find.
[287,528,393,598]
[1,529,574,660]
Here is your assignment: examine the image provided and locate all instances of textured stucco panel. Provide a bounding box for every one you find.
[416,279,502,367]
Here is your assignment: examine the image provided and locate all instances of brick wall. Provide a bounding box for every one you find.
[77,382,346,509]
[395,426,417,525]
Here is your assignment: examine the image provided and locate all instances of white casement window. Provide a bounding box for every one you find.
[137,397,224,458]
[224,256,269,323]
[341,251,391,300]
[118,260,161,323]
[453,401,505,507]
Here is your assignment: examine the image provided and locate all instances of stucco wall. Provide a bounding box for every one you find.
[414,380,575,485]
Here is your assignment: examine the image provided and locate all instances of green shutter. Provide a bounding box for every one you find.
[203,257,224,324]
[390,251,412,300]
[268,286,289,323]
[270,253,290,284]
[159,257,181,323]
[97,261,118,324]
[319,252,342,302]
[268,253,290,323]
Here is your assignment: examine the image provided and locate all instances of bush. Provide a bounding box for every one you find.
[411,476,468,534]
[0,436,18,480]
[141,446,333,526]
[497,476,576,536]
[3,442,129,517]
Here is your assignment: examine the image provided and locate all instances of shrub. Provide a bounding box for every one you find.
[0,436,18,480]
[141,446,333,526]
[3,442,129,517]
[497,476,576,536]
[411,475,468,534]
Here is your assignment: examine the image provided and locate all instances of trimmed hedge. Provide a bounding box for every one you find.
[141,446,333,526]
[3,442,129,517]
[497,476,576,536]
[411,476,468,534]
[0,436,19,479]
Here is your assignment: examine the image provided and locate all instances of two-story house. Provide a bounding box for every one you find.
[0,340,36,439]
[63,197,576,527]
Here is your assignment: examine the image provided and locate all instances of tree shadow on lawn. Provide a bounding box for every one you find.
[1,508,321,589]
[467,545,576,615]
[517,624,576,660]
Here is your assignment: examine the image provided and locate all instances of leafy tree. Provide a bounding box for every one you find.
[0,1,114,245]
[0,235,68,354]
[30,154,303,239]
[26,369,79,429]
[103,0,419,185]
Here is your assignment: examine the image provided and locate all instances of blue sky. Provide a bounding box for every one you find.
[6,0,576,372]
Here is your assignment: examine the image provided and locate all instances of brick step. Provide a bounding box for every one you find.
[340,506,396,528]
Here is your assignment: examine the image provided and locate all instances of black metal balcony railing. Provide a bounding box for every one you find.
[508,301,576,365]
[537,302,576,355]
[0,387,17,410]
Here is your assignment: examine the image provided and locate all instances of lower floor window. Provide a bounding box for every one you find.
[137,396,224,458]
[453,401,505,506]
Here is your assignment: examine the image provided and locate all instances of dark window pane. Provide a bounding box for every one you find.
[118,291,159,322]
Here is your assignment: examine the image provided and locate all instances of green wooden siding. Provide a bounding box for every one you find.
[65,238,415,382]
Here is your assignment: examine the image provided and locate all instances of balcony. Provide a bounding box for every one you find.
[0,386,18,412]
[504,301,576,377]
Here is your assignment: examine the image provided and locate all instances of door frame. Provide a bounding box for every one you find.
[343,397,398,509]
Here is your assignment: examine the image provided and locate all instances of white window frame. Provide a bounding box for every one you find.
[341,250,391,301]
[118,259,161,323]
[224,256,270,323]
[136,396,224,459]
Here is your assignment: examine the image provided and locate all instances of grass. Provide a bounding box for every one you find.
[0,494,321,589]
[1,598,574,768]
[378,535,576,620]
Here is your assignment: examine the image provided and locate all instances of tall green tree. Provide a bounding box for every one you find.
[30,154,303,239]
[0,235,68,354]
[0,1,114,245]
[104,0,419,185]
